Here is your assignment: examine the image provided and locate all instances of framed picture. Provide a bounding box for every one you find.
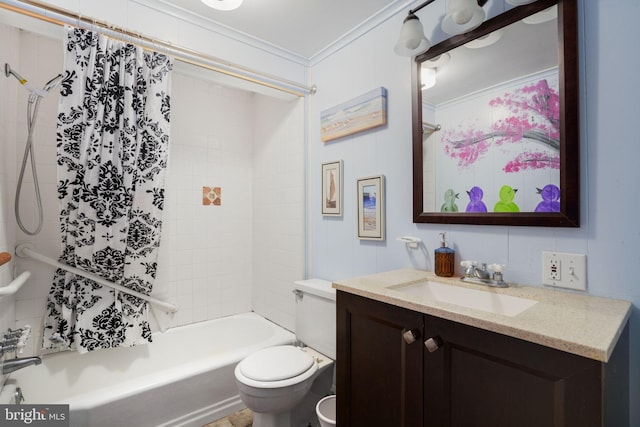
[357,175,385,240]
[322,161,343,216]
[320,87,388,142]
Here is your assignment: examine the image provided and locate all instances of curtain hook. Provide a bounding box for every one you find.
[77,13,83,30]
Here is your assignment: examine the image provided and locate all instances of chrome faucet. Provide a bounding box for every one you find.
[460,261,508,288]
[2,356,41,374]
[473,263,491,280]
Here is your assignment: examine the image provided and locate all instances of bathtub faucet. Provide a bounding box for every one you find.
[1,356,41,374]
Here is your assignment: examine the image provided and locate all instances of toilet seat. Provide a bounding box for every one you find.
[235,345,319,388]
[240,345,314,381]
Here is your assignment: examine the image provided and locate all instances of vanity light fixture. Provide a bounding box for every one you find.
[441,0,486,35]
[423,53,451,68]
[201,0,243,11]
[421,67,437,89]
[394,7,433,57]
[522,6,557,24]
[394,0,488,57]
[464,28,504,48]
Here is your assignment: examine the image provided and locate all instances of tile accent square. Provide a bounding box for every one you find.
[202,186,222,206]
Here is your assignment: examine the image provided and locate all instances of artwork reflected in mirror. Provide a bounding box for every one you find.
[412,0,579,227]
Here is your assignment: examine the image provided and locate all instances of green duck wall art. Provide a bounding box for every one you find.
[441,189,459,212]
[494,185,520,212]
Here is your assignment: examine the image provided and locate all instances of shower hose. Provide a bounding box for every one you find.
[15,93,46,236]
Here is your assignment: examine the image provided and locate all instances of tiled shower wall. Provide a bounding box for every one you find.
[251,94,305,332]
[3,27,304,355]
[0,24,20,338]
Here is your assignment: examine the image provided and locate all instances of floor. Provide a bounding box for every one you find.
[204,408,253,427]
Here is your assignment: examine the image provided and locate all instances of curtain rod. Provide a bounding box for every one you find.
[16,244,178,313]
[0,0,315,97]
[422,121,441,133]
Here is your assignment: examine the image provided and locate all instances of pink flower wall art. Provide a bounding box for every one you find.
[442,79,559,173]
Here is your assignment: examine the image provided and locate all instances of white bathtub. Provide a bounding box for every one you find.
[9,312,295,427]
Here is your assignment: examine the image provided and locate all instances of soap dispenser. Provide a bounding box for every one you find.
[435,232,455,277]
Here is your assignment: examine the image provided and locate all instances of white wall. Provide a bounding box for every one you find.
[252,95,305,331]
[308,0,640,424]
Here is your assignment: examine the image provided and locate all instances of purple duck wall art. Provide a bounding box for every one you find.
[465,186,488,212]
[535,184,560,212]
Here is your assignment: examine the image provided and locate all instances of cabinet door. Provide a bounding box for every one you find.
[337,291,424,427]
[423,315,602,427]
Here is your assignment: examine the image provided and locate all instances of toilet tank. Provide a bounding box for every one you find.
[294,279,336,360]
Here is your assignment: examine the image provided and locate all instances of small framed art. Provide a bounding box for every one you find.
[322,161,343,216]
[357,175,385,240]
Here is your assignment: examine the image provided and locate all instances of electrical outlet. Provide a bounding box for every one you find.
[542,252,587,291]
[547,257,560,280]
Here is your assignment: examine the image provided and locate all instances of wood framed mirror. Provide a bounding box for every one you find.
[412,0,578,226]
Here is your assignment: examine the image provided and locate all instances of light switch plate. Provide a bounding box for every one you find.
[542,252,587,291]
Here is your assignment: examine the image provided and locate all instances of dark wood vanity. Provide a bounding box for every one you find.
[334,268,631,427]
[337,291,629,427]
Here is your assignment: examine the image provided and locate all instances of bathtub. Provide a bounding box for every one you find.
[9,312,295,427]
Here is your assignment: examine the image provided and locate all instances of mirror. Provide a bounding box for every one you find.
[412,0,578,227]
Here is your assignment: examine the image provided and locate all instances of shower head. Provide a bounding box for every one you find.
[5,63,26,83]
[43,74,63,92]
[4,62,58,98]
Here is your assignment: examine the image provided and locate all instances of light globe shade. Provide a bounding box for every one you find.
[441,0,485,35]
[421,67,436,90]
[464,29,504,49]
[394,13,431,57]
[201,0,243,11]
[423,53,450,69]
[523,6,557,24]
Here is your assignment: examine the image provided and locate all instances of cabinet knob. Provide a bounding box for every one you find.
[424,336,443,353]
[402,329,420,345]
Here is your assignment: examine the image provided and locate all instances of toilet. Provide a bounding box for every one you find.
[234,279,336,427]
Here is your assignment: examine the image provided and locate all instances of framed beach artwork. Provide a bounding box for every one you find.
[322,161,343,216]
[320,87,388,142]
[357,175,385,240]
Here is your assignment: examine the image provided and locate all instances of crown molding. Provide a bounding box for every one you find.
[309,0,415,66]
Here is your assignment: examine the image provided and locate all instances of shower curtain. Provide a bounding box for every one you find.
[43,27,172,353]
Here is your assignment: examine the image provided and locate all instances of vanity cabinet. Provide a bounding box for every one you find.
[336,290,424,427]
[337,291,629,427]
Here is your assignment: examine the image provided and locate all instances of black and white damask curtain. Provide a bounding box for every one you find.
[43,27,172,353]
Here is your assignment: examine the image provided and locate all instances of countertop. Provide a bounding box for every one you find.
[333,269,632,362]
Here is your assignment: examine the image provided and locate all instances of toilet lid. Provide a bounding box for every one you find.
[239,345,314,382]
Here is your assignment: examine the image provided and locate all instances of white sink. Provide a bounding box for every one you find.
[389,281,537,317]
